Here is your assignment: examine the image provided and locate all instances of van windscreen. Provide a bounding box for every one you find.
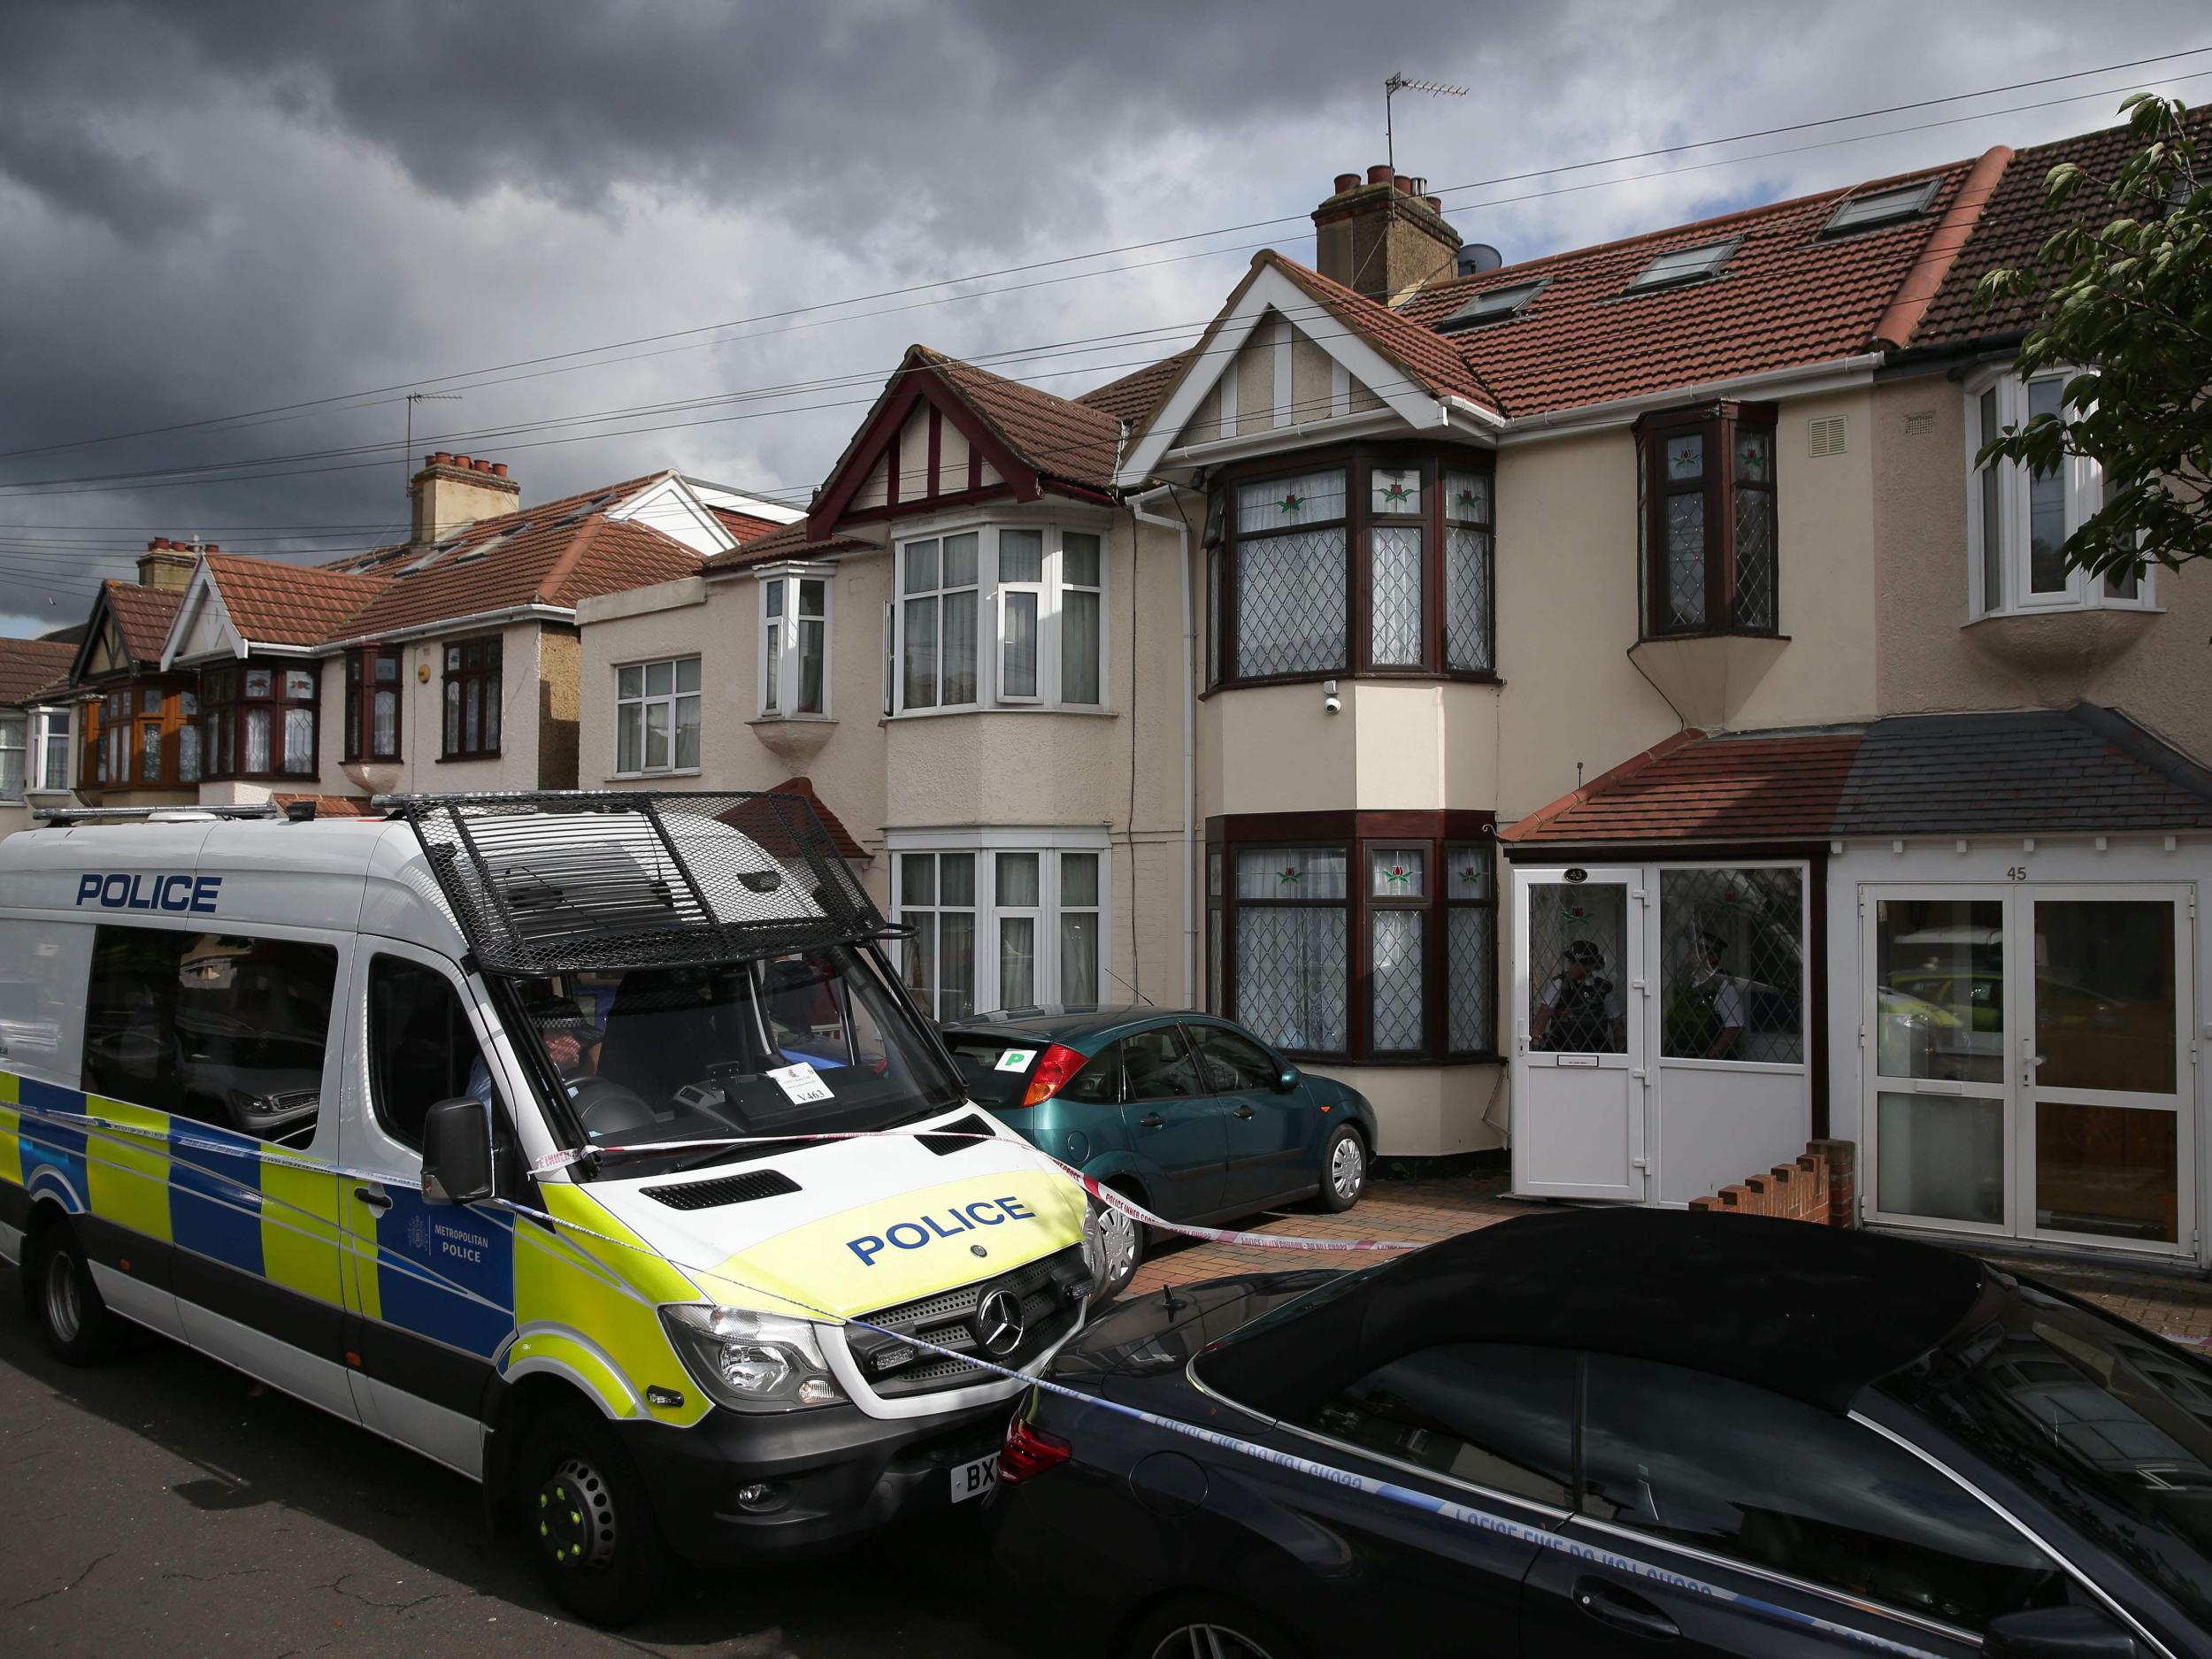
[509,944,965,1173]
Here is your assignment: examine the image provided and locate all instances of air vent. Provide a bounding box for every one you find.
[642,1168,803,1210]
[1808,416,1848,457]
[921,1114,995,1156]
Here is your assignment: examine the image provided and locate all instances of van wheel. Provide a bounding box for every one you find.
[30,1225,124,1366]
[518,1403,671,1627]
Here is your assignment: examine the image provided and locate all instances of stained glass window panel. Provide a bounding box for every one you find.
[1236,469,1346,534]
[1444,470,1490,524]
[1370,526,1423,665]
[1235,848,1347,900]
[1666,434,1704,480]
[1371,466,1421,515]
[1445,842,1491,900]
[1370,847,1425,897]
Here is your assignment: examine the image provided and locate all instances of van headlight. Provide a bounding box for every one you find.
[660,1305,848,1411]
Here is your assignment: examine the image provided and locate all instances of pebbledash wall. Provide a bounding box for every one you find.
[577,505,1198,1032]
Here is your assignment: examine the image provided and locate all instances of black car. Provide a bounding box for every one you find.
[987,1209,2212,1659]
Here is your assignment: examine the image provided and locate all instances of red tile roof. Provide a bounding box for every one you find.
[1269,253,1500,411]
[919,347,1124,492]
[1078,349,1195,423]
[709,506,790,542]
[98,580,184,665]
[764,775,868,861]
[1505,729,1863,843]
[1396,160,1978,416]
[700,521,874,574]
[0,637,78,707]
[1912,108,2212,351]
[201,553,388,649]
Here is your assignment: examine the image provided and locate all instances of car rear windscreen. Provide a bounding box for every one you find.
[943,1034,1045,1108]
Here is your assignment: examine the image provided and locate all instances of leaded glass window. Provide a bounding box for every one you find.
[1444,469,1494,672]
[1732,429,1776,632]
[1371,910,1424,1052]
[1370,525,1423,666]
[1657,866,1805,1064]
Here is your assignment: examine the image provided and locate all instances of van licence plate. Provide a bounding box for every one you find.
[950,1453,998,1503]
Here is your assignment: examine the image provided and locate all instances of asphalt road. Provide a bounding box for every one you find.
[0,1272,1037,1659]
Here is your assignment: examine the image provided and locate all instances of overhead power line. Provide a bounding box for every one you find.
[2,43,2205,474]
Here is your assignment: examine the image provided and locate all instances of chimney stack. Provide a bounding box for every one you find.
[137,536,202,591]
[1313,165,1464,305]
[409,451,521,544]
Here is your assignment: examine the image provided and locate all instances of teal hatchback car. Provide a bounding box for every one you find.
[939,1007,1379,1297]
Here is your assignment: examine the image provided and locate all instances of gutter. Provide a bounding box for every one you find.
[1498,353,1887,443]
[1125,481,1197,1006]
[319,602,574,653]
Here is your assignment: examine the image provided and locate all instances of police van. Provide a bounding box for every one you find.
[0,790,1092,1624]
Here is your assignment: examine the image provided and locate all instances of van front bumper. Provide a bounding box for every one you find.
[618,1397,1008,1564]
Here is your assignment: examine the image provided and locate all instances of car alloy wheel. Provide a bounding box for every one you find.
[1148,1624,1280,1659]
[1328,1130,1365,1204]
[1096,1201,1141,1296]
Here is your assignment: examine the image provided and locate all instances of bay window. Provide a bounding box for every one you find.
[757,567,829,718]
[615,656,701,775]
[202,661,319,781]
[1967,369,2149,616]
[893,835,1109,1018]
[342,646,402,763]
[1635,401,1778,638]
[891,522,1108,714]
[1207,811,1496,1061]
[1208,447,1494,687]
[442,634,502,760]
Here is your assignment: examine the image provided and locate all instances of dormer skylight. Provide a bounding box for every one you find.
[1624,238,1739,293]
[1437,279,1546,332]
[1821,178,1941,236]
[557,493,614,527]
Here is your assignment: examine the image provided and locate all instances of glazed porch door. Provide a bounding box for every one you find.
[1512,867,1647,1202]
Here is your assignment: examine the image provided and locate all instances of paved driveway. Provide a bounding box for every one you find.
[0,1272,1028,1659]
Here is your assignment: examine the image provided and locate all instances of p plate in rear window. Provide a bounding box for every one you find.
[995,1049,1037,1072]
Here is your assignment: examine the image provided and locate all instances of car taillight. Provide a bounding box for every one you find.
[1018,1043,1085,1107]
[1000,1413,1072,1485]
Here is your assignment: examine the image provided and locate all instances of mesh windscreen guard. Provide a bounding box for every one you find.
[383,791,886,975]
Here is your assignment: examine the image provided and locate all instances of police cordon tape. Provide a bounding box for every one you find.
[0,1096,2116,1657]
[531,1128,1433,1257]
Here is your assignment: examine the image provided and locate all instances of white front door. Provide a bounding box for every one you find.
[1512,865,1646,1201]
[1865,884,2197,1256]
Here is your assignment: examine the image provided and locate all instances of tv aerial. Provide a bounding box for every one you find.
[1384,73,1467,179]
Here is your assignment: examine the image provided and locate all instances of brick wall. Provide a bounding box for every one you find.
[1687,1139,1856,1226]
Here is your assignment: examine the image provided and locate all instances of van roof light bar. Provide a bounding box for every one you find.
[375,789,888,976]
[34,804,283,824]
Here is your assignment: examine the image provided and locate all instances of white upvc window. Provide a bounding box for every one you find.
[0,714,25,803]
[614,655,701,775]
[891,520,1109,715]
[29,705,71,792]
[1965,368,2152,618]
[757,565,831,718]
[888,829,1110,1018]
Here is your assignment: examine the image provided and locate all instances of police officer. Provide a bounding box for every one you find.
[1532,940,1624,1053]
[1689,931,1749,1059]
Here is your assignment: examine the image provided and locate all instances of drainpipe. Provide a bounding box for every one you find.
[1126,483,1195,1006]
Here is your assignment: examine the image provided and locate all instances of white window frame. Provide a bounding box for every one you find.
[754,562,833,720]
[0,712,25,803]
[612,654,702,778]
[887,826,1111,1016]
[890,517,1112,717]
[1963,366,2154,620]
[28,704,72,793]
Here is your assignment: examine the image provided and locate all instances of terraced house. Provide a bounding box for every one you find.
[65,457,795,815]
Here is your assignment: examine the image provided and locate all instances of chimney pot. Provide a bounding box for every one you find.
[431,450,452,466]
[472,457,491,472]
[1393,173,1412,195]
[204,543,219,555]
[491,463,508,478]
[1366,164,1393,186]
[1425,196,1443,213]
[453,454,472,469]
[150,537,168,550]
[1408,175,1428,197]
[1333,172,1359,195]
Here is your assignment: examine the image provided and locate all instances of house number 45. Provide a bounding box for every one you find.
[2007,866,2030,881]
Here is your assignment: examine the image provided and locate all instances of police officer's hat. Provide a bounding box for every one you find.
[1563,939,1604,969]
[1697,931,1729,957]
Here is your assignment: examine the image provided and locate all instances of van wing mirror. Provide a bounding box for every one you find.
[1983,1607,2139,1659]
[421,1098,495,1205]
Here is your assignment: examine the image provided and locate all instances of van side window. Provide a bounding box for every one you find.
[83,925,337,1148]
[366,956,491,1151]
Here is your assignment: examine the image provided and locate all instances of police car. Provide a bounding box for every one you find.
[0,791,1093,1624]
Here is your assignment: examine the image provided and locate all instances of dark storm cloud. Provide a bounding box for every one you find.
[0,0,2200,634]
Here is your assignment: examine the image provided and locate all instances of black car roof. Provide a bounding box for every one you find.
[1194,1208,1988,1418]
